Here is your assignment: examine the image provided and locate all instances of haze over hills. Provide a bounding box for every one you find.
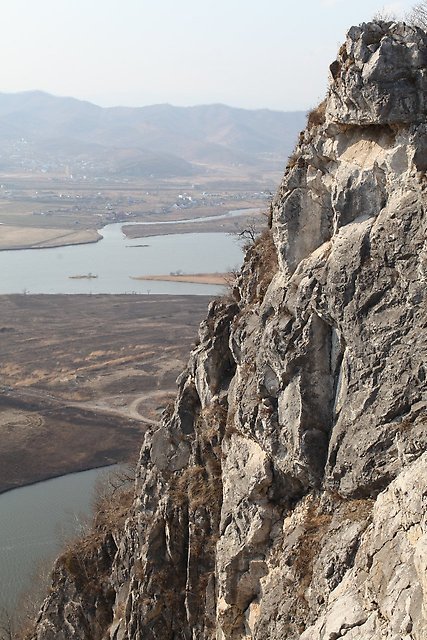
[0,91,306,178]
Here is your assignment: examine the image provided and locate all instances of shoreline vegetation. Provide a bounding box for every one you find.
[130,272,229,285]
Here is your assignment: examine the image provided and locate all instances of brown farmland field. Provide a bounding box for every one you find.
[0,294,211,492]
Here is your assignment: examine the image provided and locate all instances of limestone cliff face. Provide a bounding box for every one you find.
[31,21,427,640]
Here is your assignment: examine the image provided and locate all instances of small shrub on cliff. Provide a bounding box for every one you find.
[93,463,135,531]
[407,1,427,29]
[372,8,397,21]
[249,228,279,302]
[170,463,221,511]
[198,402,227,446]
[0,607,14,640]
[307,99,327,129]
[222,267,241,303]
[287,150,299,168]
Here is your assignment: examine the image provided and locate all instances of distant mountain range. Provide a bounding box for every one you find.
[0,91,306,178]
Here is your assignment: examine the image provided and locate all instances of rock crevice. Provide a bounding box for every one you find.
[30,20,427,640]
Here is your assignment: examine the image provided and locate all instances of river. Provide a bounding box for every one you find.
[0,466,121,612]
[0,214,246,613]
[0,210,248,612]
[0,218,245,296]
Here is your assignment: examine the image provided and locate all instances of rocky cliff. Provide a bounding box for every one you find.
[30,21,427,640]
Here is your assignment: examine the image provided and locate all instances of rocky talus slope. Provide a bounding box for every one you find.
[30,21,427,640]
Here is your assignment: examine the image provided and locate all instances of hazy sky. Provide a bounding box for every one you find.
[0,0,418,111]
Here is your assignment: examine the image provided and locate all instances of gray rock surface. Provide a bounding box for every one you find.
[326,21,427,125]
[29,21,427,640]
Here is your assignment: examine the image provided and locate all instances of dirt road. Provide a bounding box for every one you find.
[0,294,211,492]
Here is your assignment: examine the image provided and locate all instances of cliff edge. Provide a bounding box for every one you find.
[30,21,427,640]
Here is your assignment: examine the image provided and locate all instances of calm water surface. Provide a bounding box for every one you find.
[0,466,119,611]
[0,225,244,295]
[0,219,245,612]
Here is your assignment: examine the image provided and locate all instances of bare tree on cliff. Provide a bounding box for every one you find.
[0,607,14,640]
[408,1,427,29]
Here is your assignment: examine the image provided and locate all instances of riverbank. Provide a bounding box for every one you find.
[122,210,264,239]
[0,208,262,252]
[0,294,211,493]
[0,225,101,251]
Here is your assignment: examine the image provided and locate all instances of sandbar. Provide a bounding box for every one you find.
[0,225,101,251]
[130,273,229,285]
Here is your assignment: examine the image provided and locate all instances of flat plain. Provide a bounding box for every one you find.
[0,294,211,492]
[0,168,274,491]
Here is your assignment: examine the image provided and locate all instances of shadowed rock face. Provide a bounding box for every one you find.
[30,21,427,640]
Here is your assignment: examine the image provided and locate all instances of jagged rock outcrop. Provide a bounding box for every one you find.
[30,21,427,640]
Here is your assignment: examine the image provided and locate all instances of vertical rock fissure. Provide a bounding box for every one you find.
[28,21,427,640]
